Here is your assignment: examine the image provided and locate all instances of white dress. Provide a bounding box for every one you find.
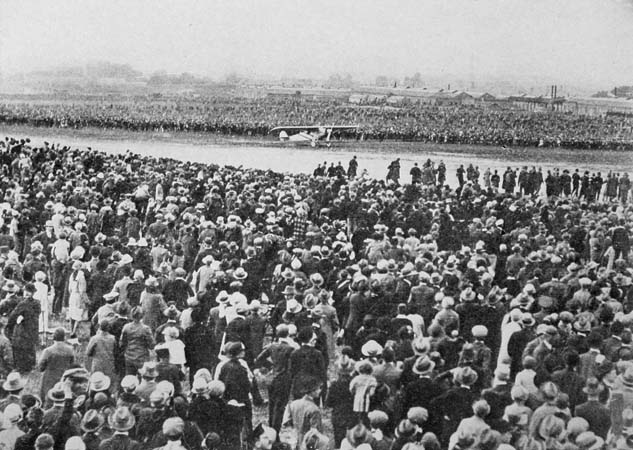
[34,281,52,333]
[68,270,88,321]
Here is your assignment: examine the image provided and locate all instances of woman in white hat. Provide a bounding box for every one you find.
[67,260,88,335]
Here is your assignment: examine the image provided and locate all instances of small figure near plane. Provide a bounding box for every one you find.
[269,125,359,147]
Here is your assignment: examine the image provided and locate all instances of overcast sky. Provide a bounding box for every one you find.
[2,0,633,86]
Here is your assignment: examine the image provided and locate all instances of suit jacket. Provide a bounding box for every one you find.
[403,376,443,413]
[575,400,611,439]
[551,368,585,413]
[507,328,536,376]
[289,345,326,386]
[579,350,602,380]
[482,383,513,419]
[38,342,75,401]
[99,433,142,450]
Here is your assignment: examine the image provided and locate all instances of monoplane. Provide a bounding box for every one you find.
[269,125,359,147]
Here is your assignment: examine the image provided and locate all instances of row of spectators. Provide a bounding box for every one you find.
[1,98,633,149]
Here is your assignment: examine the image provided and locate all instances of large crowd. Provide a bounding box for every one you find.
[2,97,633,149]
[0,134,629,450]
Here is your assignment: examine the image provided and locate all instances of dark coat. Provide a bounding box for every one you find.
[575,400,611,439]
[7,297,41,372]
[38,342,75,401]
[402,376,443,414]
[289,345,326,396]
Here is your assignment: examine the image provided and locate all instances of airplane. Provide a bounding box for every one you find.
[269,125,359,147]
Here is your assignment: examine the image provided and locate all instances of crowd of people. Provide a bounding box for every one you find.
[0,134,629,450]
[2,97,633,149]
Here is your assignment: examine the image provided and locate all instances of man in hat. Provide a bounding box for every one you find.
[41,380,82,449]
[283,374,323,448]
[254,324,297,434]
[289,327,327,399]
[0,371,25,412]
[507,313,536,378]
[471,325,493,387]
[217,341,253,444]
[7,283,41,373]
[428,366,479,443]
[80,409,105,450]
[154,346,183,397]
[551,351,585,413]
[98,406,140,450]
[575,377,611,439]
[120,307,155,376]
[163,268,193,311]
[402,355,441,414]
[38,327,75,404]
[579,332,605,380]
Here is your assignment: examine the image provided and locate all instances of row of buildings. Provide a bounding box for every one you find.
[262,86,633,117]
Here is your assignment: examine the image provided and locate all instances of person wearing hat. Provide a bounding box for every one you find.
[111,265,134,305]
[429,366,479,443]
[471,325,493,388]
[154,343,184,397]
[340,423,372,450]
[92,291,119,330]
[41,380,82,449]
[575,377,611,439]
[0,403,24,450]
[37,326,74,405]
[216,341,254,447]
[191,254,215,293]
[507,313,537,378]
[6,282,40,374]
[253,324,297,435]
[99,406,140,450]
[325,352,357,448]
[80,409,105,450]
[0,371,25,413]
[86,320,117,387]
[550,351,586,413]
[155,306,184,344]
[449,399,491,450]
[402,355,442,414]
[120,307,155,376]
[289,327,327,399]
[140,276,168,331]
[481,365,513,422]
[67,258,89,334]
[283,374,324,449]
[163,267,194,312]
[150,416,186,450]
[527,381,561,438]
[14,405,45,450]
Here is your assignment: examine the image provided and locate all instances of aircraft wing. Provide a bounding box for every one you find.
[269,125,359,134]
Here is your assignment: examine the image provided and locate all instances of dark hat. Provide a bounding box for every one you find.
[81,409,105,433]
[346,424,371,447]
[412,356,435,376]
[225,341,244,358]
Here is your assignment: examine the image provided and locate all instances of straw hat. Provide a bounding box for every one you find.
[89,372,111,392]
[1,371,24,393]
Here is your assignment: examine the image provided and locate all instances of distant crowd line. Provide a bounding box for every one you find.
[1,97,633,149]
